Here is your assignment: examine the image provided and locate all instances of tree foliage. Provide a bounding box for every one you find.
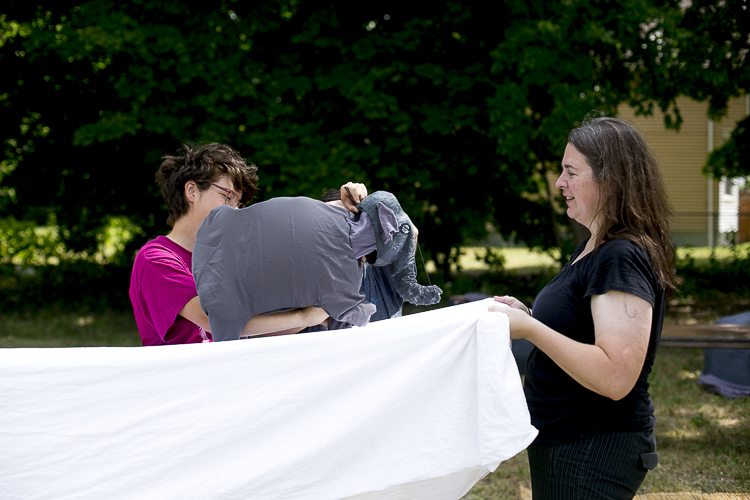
[1,0,746,275]
[705,115,749,180]
[659,0,749,178]
[695,0,750,179]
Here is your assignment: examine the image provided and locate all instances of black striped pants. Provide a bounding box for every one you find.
[527,430,658,500]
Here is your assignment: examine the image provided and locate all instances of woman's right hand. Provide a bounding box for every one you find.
[492,295,531,315]
[489,296,534,341]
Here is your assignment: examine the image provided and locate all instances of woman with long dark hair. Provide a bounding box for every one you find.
[491,117,679,499]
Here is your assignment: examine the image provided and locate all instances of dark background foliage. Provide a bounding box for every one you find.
[1,0,748,310]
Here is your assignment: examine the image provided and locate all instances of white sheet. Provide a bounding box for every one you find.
[0,299,537,500]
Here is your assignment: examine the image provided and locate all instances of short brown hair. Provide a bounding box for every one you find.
[156,143,259,226]
[568,117,680,296]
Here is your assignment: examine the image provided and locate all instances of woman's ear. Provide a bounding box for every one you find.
[184,180,197,203]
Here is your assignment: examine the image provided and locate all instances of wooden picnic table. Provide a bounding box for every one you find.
[660,323,750,349]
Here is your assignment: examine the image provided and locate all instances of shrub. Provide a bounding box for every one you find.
[0,262,132,313]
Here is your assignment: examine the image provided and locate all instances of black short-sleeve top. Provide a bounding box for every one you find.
[525,237,666,444]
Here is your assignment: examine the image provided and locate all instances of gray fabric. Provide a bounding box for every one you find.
[697,373,750,399]
[375,202,399,244]
[357,192,442,306]
[697,311,750,398]
[193,197,376,342]
[346,212,377,260]
[714,311,750,326]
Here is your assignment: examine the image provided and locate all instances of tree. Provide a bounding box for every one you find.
[706,116,749,179]
[624,0,749,178]
[684,0,750,179]
[3,0,740,276]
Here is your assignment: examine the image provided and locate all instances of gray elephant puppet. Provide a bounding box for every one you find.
[192,191,443,341]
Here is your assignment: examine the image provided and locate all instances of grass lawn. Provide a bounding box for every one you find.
[676,243,750,265]
[426,247,562,275]
[1,308,748,497]
[467,347,750,499]
[0,309,141,348]
[429,242,750,276]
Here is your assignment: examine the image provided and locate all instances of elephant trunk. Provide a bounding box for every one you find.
[390,252,442,306]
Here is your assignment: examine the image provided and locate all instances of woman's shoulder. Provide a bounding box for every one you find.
[597,237,649,260]
[135,236,190,268]
[590,238,657,281]
[137,235,171,256]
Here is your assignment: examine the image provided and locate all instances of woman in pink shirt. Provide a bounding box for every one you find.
[129,142,366,345]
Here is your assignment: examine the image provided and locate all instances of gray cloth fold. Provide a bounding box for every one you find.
[375,202,398,244]
[697,311,750,399]
[346,212,377,260]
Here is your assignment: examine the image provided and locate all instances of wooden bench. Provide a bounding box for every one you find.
[660,324,750,349]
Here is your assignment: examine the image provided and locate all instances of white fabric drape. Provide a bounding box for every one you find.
[0,299,536,500]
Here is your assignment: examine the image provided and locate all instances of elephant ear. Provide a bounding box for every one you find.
[376,202,399,245]
[357,191,408,265]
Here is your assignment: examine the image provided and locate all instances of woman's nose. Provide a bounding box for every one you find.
[555,172,565,190]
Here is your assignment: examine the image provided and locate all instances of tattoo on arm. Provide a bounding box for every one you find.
[622,295,638,319]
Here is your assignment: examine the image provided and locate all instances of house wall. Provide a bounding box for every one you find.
[617,96,748,246]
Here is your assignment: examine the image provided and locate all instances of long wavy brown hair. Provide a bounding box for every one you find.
[568,117,680,296]
[156,143,259,227]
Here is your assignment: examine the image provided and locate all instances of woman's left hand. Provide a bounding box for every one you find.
[491,295,530,315]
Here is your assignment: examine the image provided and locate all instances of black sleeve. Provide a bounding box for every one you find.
[584,240,657,307]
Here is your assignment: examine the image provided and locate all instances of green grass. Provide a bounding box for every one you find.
[425,247,562,275]
[676,243,750,266]
[423,243,750,277]
[0,309,141,348]
[641,348,750,494]
[466,347,750,498]
[459,247,561,273]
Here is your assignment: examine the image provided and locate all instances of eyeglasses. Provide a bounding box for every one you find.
[210,183,242,208]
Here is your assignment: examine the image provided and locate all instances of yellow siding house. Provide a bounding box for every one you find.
[618,96,750,246]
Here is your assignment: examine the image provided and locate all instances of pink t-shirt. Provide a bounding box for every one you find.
[129,236,212,346]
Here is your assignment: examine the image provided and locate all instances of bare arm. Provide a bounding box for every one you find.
[178,296,329,338]
[177,297,212,331]
[490,290,652,400]
[239,307,329,337]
